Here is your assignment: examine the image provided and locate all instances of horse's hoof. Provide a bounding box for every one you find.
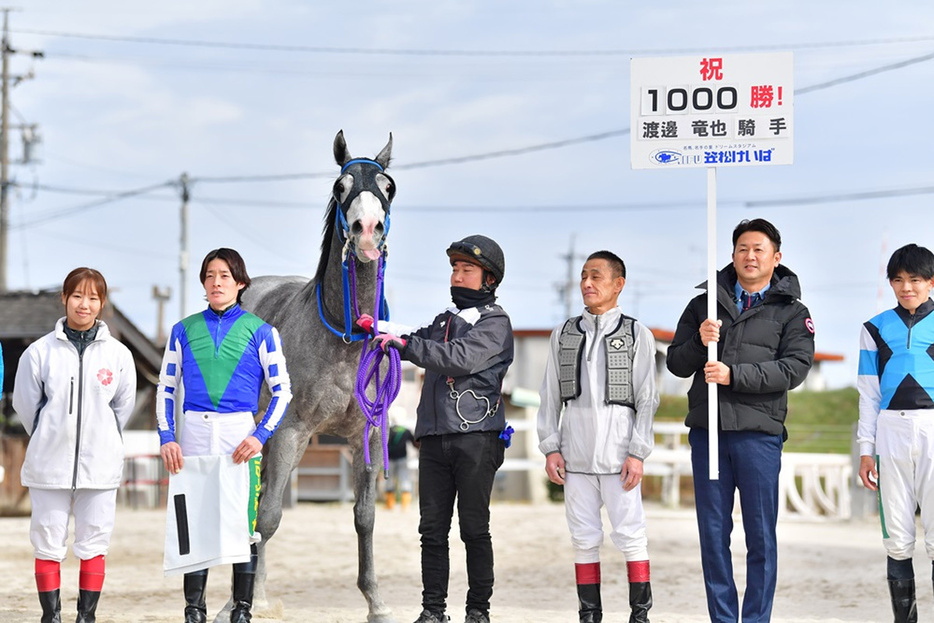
[367,614,398,623]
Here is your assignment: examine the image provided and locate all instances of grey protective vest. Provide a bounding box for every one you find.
[558,315,636,407]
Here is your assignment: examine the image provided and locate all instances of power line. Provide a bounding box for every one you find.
[12,180,174,229]
[396,130,631,170]
[798,49,934,94]
[16,47,934,225]
[16,181,177,198]
[745,186,934,208]
[173,49,934,184]
[15,28,934,57]
[18,182,934,226]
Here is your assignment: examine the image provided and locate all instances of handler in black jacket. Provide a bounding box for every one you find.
[667,218,814,623]
[373,234,513,623]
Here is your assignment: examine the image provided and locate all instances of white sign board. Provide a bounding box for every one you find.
[630,52,793,170]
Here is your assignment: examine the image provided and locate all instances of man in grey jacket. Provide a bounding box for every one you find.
[374,234,513,623]
[667,218,815,623]
[537,250,659,623]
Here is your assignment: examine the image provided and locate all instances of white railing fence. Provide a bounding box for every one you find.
[648,422,854,520]
[117,424,859,521]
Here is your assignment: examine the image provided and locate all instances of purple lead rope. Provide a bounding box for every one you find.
[350,256,402,474]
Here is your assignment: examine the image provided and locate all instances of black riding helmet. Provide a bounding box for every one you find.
[446,234,505,289]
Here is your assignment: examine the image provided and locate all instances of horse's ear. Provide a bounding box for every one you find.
[375,133,393,169]
[333,130,351,167]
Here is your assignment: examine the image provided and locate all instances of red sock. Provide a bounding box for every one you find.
[35,559,61,593]
[79,555,105,592]
[627,560,650,583]
[575,562,601,585]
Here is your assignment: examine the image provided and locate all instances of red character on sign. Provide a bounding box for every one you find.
[699,57,724,81]
[750,85,775,109]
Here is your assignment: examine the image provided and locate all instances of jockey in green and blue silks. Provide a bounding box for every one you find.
[155,303,292,453]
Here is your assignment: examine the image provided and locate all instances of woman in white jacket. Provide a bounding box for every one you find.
[13,267,136,623]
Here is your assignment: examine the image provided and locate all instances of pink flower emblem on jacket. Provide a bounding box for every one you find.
[97,368,114,386]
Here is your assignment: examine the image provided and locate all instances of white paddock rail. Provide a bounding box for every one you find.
[646,422,852,520]
[111,421,852,519]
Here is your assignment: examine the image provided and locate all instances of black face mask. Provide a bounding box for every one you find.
[450,286,496,310]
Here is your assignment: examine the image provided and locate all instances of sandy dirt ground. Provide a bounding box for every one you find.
[0,500,926,623]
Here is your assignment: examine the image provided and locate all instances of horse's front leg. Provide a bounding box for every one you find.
[353,434,397,623]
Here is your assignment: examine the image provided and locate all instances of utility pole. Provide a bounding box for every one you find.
[554,234,586,319]
[152,285,172,344]
[178,173,189,318]
[0,8,42,292]
[0,9,11,292]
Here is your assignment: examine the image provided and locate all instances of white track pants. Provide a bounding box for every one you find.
[29,488,117,561]
[563,472,648,564]
[179,410,255,457]
[877,409,934,560]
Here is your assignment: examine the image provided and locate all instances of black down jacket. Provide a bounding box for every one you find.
[666,263,815,438]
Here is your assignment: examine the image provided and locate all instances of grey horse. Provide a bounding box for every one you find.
[215,130,398,623]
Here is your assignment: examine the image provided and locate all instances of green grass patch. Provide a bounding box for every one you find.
[655,387,859,454]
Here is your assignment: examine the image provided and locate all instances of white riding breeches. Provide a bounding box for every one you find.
[29,487,117,561]
[563,472,648,564]
[877,409,934,560]
[179,411,256,457]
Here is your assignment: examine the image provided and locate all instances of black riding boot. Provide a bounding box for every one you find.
[75,590,101,623]
[37,589,61,623]
[628,582,653,623]
[888,556,917,623]
[76,589,101,623]
[888,579,918,623]
[184,570,209,623]
[577,583,602,623]
[230,545,258,623]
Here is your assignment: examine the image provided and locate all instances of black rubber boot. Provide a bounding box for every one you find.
[888,579,918,623]
[230,546,258,623]
[577,583,602,623]
[184,570,209,623]
[887,556,917,623]
[628,582,653,623]
[75,589,101,623]
[37,589,61,623]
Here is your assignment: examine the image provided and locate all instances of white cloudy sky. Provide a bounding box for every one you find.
[9,1,934,388]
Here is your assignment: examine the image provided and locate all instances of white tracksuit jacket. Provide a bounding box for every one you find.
[14,318,137,490]
[537,307,659,473]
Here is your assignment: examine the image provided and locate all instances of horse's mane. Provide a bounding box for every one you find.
[314,196,338,285]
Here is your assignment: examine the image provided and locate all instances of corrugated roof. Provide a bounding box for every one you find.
[0,290,162,377]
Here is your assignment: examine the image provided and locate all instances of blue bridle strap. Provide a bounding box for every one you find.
[341,158,384,173]
[316,251,390,344]
[316,282,365,343]
[320,158,391,342]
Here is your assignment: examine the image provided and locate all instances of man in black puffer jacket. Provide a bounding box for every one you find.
[667,218,814,623]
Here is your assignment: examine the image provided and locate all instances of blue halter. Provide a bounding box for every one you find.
[333,158,392,250]
[318,158,391,343]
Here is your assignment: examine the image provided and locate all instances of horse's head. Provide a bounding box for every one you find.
[331,130,394,262]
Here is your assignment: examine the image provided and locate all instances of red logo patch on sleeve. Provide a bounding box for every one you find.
[805,318,815,334]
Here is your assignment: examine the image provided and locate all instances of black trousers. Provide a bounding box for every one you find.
[418,431,505,615]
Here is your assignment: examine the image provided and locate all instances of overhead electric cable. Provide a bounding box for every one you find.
[192,49,934,183]
[14,28,934,57]
[744,186,934,208]
[19,47,934,226]
[14,180,174,229]
[797,49,934,94]
[14,181,177,199]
